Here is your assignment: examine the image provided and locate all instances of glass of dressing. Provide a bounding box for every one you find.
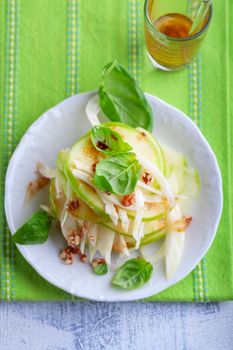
[144,0,213,71]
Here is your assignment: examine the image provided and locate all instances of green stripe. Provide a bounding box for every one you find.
[0,0,8,301]
[225,0,233,277]
[75,0,80,94]
[128,0,142,83]
[10,0,19,300]
[188,56,209,301]
[66,0,80,96]
[66,0,78,96]
[0,0,18,301]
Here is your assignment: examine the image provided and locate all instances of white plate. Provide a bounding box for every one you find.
[5,91,223,301]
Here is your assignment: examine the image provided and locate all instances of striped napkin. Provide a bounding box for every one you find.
[0,0,232,301]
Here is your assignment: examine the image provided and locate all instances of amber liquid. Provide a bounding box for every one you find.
[145,13,204,70]
[155,13,192,38]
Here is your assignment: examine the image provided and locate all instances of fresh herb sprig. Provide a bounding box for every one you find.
[13,210,52,245]
[99,61,153,131]
[91,125,132,155]
[112,258,153,290]
[93,153,141,195]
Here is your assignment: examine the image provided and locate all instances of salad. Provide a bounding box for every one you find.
[12,62,199,291]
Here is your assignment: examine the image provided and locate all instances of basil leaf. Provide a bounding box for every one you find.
[13,210,52,244]
[93,153,141,195]
[93,262,108,275]
[112,258,153,290]
[99,61,153,131]
[91,125,132,155]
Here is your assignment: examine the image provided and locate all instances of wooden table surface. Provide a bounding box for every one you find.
[0,301,232,349]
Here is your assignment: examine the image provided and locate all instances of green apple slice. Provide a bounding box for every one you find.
[66,122,167,221]
[124,229,166,248]
[103,218,166,237]
[49,178,101,223]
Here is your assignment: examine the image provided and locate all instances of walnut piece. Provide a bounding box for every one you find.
[80,254,88,263]
[142,171,153,185]
[67,199,79,211]
[91,258,106,268]
[121,193,135,207]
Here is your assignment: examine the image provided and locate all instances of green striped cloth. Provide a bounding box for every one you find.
[0,0,232,301]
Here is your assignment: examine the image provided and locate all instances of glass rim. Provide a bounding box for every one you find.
[144,0,213,42]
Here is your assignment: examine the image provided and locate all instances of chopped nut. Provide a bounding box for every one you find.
[80,254,88,263]
[64,257,73,265]
[68,234,80,247]
[142,171,153,185]
[121,193,135,207]
[185,216,192,225]
[91,258,106,268]
[70,246,81,255]
[67,229,80,247]
[67,199,79,211]
[67,225,85,247]
[60,247,73,264]
[59,251,67,260]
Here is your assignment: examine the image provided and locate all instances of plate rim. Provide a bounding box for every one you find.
[5,90,223,301]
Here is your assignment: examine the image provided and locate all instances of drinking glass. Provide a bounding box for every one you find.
[144,0,213,71]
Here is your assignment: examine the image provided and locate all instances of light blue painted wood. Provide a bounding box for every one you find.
[0,302,233,350]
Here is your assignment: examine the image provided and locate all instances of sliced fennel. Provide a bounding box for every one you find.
[165,205,185,280]
[118,208,130,232]
[140,241,165,263]
[96,226,115,264]
[85,95,101,126]
[60,212,77,240]
[132,189,145,249]
[136,154,175,206]
[88,224,99,261]
[37,162,56,179]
